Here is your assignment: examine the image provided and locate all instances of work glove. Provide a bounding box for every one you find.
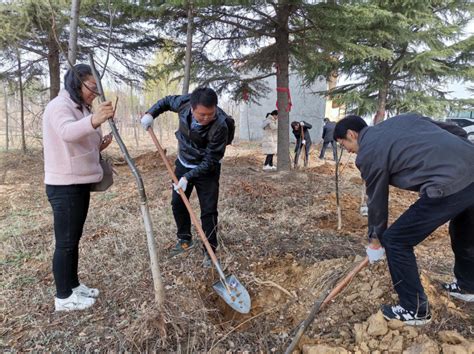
[300,121,305,127]
[140,113,154,130]
[173,177,188,192]
[360,205,368,216]
[302,139,306,145]
[366,244,385,264]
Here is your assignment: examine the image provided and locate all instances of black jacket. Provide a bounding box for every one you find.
[292,121,312,145]
[322,121,336,143]
[356,113,474,239]
[147,94,229,180]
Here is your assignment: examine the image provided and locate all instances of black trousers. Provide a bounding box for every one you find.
[381,182,474,313]
[264,154,274,166]
[319,141,337,160]
[171,160,221,252]
[46,184,91,298]
[294,142,311,167]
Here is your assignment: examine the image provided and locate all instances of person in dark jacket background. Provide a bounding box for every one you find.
[334,113,474,326]
[141,87,229,266]
[319,117,337,161]
[291,120,312,167]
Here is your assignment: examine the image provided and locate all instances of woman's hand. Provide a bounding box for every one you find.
[91,101,114,128]
[100,133,113,151]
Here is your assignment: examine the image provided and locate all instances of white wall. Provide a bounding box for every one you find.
[239,73,327,143]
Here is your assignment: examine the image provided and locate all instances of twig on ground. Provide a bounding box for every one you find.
[251,276,295,298]
[208,307,276,352]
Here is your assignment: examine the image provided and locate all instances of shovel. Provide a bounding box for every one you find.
[147,128,251,314]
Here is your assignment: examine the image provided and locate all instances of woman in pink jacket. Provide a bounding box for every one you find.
[43,64,114,311]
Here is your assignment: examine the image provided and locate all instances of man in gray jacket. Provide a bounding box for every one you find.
[334,113,474,325]
[319,118,337,160]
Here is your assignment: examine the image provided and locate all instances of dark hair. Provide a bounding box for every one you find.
[190,87,218,109]
[333,115,368,140]
[291,121,300,130]
[266,110,278,118]
[64,64,93,107]
[324,117,330,123]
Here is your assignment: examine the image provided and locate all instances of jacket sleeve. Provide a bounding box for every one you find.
[302,121,313,129]
[146,94,191,118]
[360,162,390,240]
[420,116,468,140]
[262,118,270,129]
[183,122,228,180]
[48,104,96,143]
[322,126,327,139]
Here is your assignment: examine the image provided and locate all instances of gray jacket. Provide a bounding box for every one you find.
[356,113,474,239]
[322,121,336,143]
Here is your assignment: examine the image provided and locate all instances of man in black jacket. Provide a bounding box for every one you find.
[319,118,337,161]
[291,120,312,167]
[334,113,474,325]
[141,87,229,265]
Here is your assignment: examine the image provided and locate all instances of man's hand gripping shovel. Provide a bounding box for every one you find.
[146,128,251,314]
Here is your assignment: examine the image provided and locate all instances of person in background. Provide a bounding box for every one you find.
[261,110,278,171]
[43,64,114,311]
[319,117,337,161]
[334,113,474,326]
[291,120,312,167]
[140,87,230,267]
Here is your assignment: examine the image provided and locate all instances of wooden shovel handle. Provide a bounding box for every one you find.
[147,128,219,266]
[322,256,369,306]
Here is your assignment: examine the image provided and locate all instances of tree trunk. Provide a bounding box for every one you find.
[68,0,81,66]
[47,30,61,99]
[3,83,9,151]
[130,84,139,147]
[275,1,291,171]
[373,62,390,125]
[17,50,26,153]
[182,1,193,95]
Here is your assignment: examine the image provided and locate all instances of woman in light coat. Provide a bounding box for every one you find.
[261,110,278,170]
[43,64,114,311]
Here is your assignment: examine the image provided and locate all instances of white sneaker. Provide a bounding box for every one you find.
[263,165,272,171]
[55,292,95,312]
[73,283,100,298]
[271,165,277,171]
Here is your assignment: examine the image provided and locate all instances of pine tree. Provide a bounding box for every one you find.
[298,0,474,121]
[153,1,338,171]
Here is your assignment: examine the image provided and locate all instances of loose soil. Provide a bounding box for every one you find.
[1,142,472,352]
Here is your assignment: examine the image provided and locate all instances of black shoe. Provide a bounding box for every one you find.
[443,282,474,302]
[381,304,432,326]
[169,239,195,257]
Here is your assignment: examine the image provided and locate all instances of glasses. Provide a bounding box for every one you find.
[83,82,99,95]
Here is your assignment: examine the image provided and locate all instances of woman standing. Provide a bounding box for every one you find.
[261,110,278,171]
[43,64,114,311]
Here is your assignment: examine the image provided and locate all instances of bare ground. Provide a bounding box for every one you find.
[1,142,472,352]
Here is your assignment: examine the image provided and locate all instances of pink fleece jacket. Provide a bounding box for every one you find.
[43,90,103,185]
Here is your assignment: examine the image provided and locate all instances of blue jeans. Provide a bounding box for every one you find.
[381,182,474,313]
[46,184,90,298]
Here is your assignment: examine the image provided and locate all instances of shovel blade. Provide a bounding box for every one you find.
[213,274,251,314]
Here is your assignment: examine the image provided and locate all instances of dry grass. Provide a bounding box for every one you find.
[0,141,472,352]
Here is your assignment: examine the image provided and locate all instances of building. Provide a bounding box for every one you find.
[238,73,328,142]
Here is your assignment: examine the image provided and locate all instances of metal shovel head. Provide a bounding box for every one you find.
[213,274,251,314]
